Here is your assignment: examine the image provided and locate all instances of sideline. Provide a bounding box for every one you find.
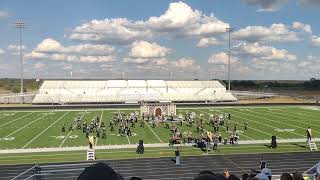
[0,138,317,154]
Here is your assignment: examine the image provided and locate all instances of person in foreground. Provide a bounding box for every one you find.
[77,162,124,180]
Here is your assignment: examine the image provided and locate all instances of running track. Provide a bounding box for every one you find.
[1,151,319,180]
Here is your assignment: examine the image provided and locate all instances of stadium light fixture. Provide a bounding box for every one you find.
[226,27,234,92]
[13,21,27,103]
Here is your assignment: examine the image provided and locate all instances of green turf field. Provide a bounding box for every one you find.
[0,144,311,165]
[0,106,319,150]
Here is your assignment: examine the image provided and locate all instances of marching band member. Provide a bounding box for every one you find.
[307,126,312,142]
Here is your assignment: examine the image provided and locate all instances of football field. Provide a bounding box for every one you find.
[0,105,319,150]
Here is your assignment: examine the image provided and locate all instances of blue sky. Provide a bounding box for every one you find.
[0,0,320,80]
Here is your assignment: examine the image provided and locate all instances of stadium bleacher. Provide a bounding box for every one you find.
[32,80,237,104]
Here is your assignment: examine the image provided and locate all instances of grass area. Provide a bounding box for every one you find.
[239,96,306,103]
[0,143,312,165]
[0,106,319,164]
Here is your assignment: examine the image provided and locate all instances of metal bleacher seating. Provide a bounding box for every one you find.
[32,80,237,104]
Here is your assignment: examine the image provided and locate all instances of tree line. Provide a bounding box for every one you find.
[222,78,320,91]
[0,79,42,93]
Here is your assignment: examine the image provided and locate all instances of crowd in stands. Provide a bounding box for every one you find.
[77,162,320,180]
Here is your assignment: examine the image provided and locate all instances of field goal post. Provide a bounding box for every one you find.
[140,102,176,116]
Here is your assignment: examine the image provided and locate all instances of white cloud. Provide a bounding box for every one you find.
[7,44,27,51]
[27,38,115,63]
[0,48,5,54]
[130,41,171,59]
[153,58,169,66]
[125,56,200,72]
[311,35,320,47]
[208,52,238,64]
[251,59,282,72]
[147,1,201,30]
[33,62,48,69]
[234,42,297,61]
[34,38,61,52]
[70,1,229,45]
[234,23,300,43]
[124,41,171,64]
[0,10,9,19]
[197,37,223,47]
[243,0,288,11]
[61,63,73,70]
[173,58,200,69]
[100,64,113,69]
[123,57,150,64]
[70,18,152,45]
[292,22,312,33]
[146,2,229,37]
[35,38,114,56]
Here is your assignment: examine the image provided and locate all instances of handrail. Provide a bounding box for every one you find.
[10,165,36,180]
[40,162,94,168]
[23,173,49,180]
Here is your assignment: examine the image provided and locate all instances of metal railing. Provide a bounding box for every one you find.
[303,162,320,180]
[10,162,96,180]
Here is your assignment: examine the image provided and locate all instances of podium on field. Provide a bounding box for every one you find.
[140,102,176,116]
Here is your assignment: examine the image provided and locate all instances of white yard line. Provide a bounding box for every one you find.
[195,109,254,140]
[0,113,34,128]
[226,110,280,138]
[242,109,306,137]
[126,134,131,144]
[0,113,17,120]
[195,109,272,139]
[0,137,318,154]
[0,114,48,142]
[257,109,320,131]
[59,111,87,148]
[233,109,303,138]
[95,110,103,146]
[145,121,163,143]
[0,144,301,158]
[276,109,320,124]
[22,112,70,149]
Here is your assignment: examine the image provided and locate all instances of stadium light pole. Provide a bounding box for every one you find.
[13,21,27,103]
[226,27,234,92]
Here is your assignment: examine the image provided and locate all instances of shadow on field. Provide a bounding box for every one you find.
[264,144,272,148]
[291,143,306,148]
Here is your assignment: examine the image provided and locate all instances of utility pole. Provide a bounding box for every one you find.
[13,22,27,103]
[226,27,234,92]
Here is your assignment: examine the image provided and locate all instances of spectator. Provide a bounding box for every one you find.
[261,168,272,180]
[194,173,226,180]
[194,174,216,180]
[77,162,124,180]
[130,177,142,180]
[175,146,180,165]
[224,169,230,179]
[242,173,249,180]
[280,173,293,180]
[255,173,269,180]
[292,171,303,180]
[198,170,215,176]
[248,177,259,180]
